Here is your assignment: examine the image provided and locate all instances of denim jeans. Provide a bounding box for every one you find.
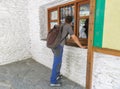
[50,45,63,84]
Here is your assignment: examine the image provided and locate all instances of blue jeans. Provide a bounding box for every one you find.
[50,45,63,84]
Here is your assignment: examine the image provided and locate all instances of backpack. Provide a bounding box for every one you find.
[46,24,67,49]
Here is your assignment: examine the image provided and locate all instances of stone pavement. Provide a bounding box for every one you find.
[0,59,84,89]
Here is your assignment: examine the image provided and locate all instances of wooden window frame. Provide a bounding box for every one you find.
[76,0,90,46]
[47,0,90,47]
[77,1,90,36]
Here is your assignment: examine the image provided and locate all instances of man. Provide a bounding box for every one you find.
[50,16,86,87]
[84,19,89,38]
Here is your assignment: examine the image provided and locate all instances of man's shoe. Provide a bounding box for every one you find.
[50,83,61,87]
[57,74,62,80]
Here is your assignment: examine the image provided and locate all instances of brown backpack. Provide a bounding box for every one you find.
[47,24,67,49]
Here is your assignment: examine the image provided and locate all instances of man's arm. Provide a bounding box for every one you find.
[71,34,86,48]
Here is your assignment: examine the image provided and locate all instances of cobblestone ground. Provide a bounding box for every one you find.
[0,59,84,89]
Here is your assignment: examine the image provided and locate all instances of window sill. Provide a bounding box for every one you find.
[65,38,88,47]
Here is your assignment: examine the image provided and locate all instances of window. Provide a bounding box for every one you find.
[77,2,90,45]
[47,0,90,46]
[78,3,90,38]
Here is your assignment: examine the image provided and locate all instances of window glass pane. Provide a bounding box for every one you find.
[51,11,58,20]
[80,4,90,16]
[60,5,74,25]
[60,5,75,34]
[79,19,89,38]
[50,22,58,29]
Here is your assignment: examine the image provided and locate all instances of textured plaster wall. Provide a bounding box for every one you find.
[0,0,31,65]
[93,53,120,89]
[29,0,120,89]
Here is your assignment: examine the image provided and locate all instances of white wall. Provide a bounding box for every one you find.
[93,53,120,89]
[0,0,31,65]
[29,0,120,89]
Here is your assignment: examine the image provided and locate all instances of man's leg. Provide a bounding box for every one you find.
[50,45,63,84]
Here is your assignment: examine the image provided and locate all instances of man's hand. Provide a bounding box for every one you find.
[71,34,87,49]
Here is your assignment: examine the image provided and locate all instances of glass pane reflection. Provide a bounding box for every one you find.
[79,19,89,38]
[60,5,74,25]
[50,22,58,29]
[80,4,90,16]
[51,11,58,20]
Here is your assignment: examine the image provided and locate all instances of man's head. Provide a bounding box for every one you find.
[65,16,73,24]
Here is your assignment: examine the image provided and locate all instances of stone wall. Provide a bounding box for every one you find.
[0,0,31,65]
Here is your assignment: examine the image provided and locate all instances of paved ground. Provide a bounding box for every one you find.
[0,59,84,89]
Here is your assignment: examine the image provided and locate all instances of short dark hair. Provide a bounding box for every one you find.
[65,16,73,24]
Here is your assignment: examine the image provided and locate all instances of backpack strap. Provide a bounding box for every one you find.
[60,33,68,43]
